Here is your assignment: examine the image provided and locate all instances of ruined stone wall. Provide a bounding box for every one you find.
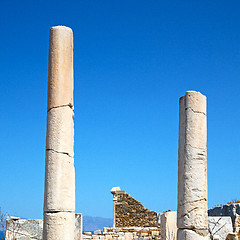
[83,227,160,240]
[111,188,157,227]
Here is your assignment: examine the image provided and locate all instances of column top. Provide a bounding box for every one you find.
[50,25,73,33]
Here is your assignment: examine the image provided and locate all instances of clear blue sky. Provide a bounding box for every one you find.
[0,0,240,219]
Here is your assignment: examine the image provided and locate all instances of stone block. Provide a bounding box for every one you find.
[92,235,100,240]
[6,218,43,240]
[46,106,74,157]
[44,150,75,211]
[160,211,177,240]
[43,212,75,240]
[47,26,73,111]
[75,214,83,240]
[177,229,209,240]
[184,91,206,116]
[208,216,233,240]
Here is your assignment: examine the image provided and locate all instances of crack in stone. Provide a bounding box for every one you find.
[44,210,74,213]
[47,103,74,112]
[181,207,199,218]
[185,107,206,116]
[209,217,227,237]
[178,228,209,237]
[179,198,207,207]
[46,148,73,158]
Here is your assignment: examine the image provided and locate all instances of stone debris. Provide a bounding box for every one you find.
[208,216,233,240]
[5,217,43,240]
[83,227,161,240]
[209,203,240,233]
[6,214,82,240]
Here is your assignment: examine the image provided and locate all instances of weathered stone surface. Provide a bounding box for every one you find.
[43,212,75,240]
[160,211,177,240]
[111,187,157,227]
[94,227,160,240]
[6,214,82,240]
[44,150,75,211]
[47,26,73,111]
[156,213,161,227]
[111,187,121,194]
[177,91,208,232]
[208,216,233,240]
[43,25,75,240]
[75,214,83,240]
[208,203,240,233]
[6,217,43,240]
[46,106,74,157]
[177,229,209,240]
[94,230,102,235]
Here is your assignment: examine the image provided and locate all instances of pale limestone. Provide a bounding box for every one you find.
[177,229,209,240]
[43,212,75,240]
[47,26,73,111]
[208,216,233,240]
[44,150,75,211]
[46,106,74,157]
[160,211,177,240]
[177,91,208,239]
[43,26,75,240]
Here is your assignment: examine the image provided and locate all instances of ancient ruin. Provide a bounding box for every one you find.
[6,214,82,240]
[43,26,75,240]
[111,187,158,228]
[4,26,239,240]
[177,91,208,239]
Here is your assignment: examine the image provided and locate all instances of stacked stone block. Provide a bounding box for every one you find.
[111,187,157,227]
[83,227,161,240]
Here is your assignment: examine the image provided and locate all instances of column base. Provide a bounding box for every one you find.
[177,229,209,240]
[43,211,75,240]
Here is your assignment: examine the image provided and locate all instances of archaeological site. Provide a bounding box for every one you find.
[4,26,240,240]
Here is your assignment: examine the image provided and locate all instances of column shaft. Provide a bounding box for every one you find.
[43,26,75,240]
[177,91,208,240]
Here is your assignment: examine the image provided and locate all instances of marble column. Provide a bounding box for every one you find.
[177,91,208,240]
[43,26,75,240]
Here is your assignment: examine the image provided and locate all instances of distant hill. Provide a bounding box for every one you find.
[83,216,112,232]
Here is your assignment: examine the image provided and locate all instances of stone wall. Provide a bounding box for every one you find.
[83,227,160,240]
[5,214,82,240]
[111,187,157,227]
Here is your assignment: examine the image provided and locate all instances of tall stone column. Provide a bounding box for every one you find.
[43,26,75,240]
[177,91,208,240]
